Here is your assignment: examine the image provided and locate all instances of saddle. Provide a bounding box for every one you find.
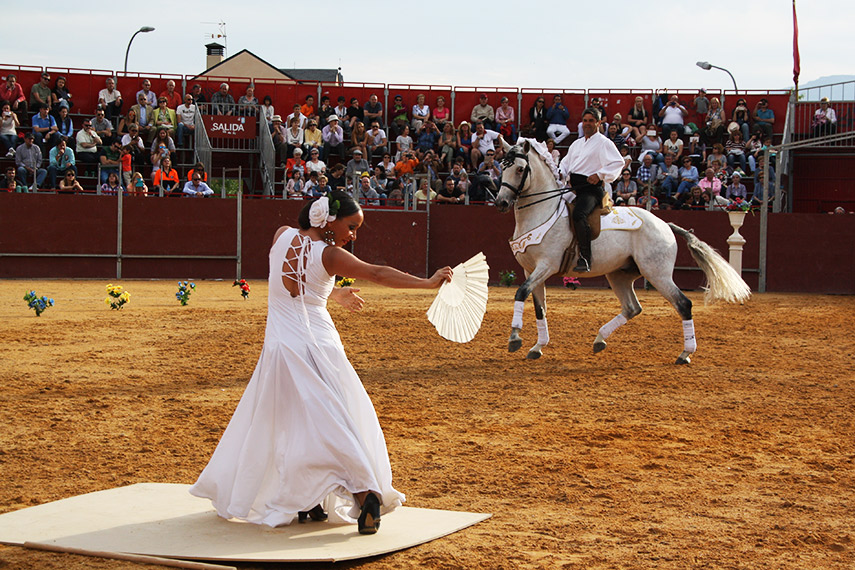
[561,194,614,273]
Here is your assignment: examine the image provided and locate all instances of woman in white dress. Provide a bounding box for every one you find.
[190,191,451,534]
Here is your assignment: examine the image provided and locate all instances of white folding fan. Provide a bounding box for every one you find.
[426,252,490,343]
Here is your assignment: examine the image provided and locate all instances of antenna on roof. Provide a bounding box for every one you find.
[202,21,227,55]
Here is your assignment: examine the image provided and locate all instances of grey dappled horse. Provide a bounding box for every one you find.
[494,139,750,364]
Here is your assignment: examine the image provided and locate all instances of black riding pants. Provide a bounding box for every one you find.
[570,175,605,259]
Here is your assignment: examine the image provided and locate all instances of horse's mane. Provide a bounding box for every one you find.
[514,137,560,181]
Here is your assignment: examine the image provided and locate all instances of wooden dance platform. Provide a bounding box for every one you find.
[0,483,490,564]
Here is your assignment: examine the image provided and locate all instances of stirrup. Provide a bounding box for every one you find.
[573,256,591,273]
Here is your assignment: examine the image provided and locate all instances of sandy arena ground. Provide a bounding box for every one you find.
[0,279,853,570]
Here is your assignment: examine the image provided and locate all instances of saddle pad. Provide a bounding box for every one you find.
[600,207,644,231]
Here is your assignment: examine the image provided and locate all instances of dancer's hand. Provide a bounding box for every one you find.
[428,267,453,288]
[331,287,364,312]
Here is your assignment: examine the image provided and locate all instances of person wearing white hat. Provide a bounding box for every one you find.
[812,97,837,138]
[322,114,344,161]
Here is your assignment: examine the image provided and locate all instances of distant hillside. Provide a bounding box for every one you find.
[797,75,855,100]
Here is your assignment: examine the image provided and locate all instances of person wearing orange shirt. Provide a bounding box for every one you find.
[153,156,180,194]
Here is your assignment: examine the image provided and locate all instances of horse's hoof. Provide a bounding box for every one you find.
[526,350,542,360]
[593,341,607,354]
[675,356,691,365]
[508,339,522,353]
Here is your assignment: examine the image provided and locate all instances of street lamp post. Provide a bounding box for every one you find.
[124,26,156,74]
[696,61,738,92]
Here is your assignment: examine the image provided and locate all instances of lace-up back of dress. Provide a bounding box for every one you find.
[277,229,333,304]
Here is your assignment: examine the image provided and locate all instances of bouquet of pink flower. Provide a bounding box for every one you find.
[233,279,250,299]
[563,277,581,290]
[726,196,751,212]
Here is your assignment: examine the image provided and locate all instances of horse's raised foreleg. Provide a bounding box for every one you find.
[527,282,548,360]
[594,269,642,354]
[509,264,554,354]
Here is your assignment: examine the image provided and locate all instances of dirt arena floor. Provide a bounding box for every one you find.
[1,279,853,570]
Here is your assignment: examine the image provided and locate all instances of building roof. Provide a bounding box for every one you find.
[278,69,342,84]
[192,48,341,85]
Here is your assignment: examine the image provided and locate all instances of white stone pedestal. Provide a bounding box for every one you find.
[727,211,747,275]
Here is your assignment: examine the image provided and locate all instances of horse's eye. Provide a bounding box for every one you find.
[517,166,524,174]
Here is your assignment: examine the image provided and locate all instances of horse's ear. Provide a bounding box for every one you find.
[523,139,531,154]
[500,136,511,152]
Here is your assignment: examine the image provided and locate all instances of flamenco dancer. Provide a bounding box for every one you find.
[190,190,452,534]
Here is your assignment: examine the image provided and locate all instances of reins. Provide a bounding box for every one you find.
[501,150,588,210]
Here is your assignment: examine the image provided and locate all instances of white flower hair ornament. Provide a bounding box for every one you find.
[308,196,339,228]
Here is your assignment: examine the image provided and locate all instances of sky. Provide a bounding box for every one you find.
[3,0,852,92]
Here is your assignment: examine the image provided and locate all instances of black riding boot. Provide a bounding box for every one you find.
[574,221,592,273]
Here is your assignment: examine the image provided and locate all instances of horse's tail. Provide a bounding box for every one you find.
[668,223,751,305]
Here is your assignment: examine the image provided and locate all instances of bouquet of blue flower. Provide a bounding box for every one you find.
[176,281,196,305]
[24,290,54,316]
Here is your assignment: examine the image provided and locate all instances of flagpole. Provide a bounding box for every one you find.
[793,0,800,100]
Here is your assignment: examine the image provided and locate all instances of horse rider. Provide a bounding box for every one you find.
[558,107,625,272]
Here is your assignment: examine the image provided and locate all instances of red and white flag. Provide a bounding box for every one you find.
[793,0,801,86]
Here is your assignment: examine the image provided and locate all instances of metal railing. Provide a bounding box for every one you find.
[194,112,212,176]
[258,121,276,196]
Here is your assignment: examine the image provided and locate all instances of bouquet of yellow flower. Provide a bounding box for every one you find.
[336,277,355,288]
[105,283,131,310]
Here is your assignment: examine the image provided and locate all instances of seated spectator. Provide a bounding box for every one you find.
[635,153,659,192]
[363,94,383,128]
[618,144,632,170]
[91,107,114,145]
[56,106,73,140]
[389,94,408,139]
[270,115,287,162]
[456,121,473,168]
[385,184,403,207]
[436,176,464,204]
[98,77,123,124]
[731,97,751,140]
[394,150,419,195]
[471,94,495,131]
[315,174,332,196]
[1,103,20,156]
[305,147,326,176]
[285,117,305,163]
[136,79,157,108]
[1,73,28,118]
[378,152,397,179]
[414,178,436,208]
[58,169,84,194]
[418,149,442,191]
[637,126,663,165]
[744,128,763,173]
[411,94,430,134]
[611,113,632,142]
[725,172,747,201]
[48,139,76,188]
[725,131,747,174]
[31,104,60,151]
[637,183,659,210]
[438,122,456,170]
[321,115,344,161]
[118,108,139,137]
[356,173,383,206]
[457,170,471,198]
[131,93,155,141]
[151,97,177,137]
[528,96,548,142]
[370,165,389,197]
[190,83,206,104]
[811,97,837,137]
[99,139,122,184]
[701,97,726,147]
[120,145,133,188]
[675,185,706,210]
[433,96,451,132]
[285,169,306,199]
[710,159,728,185]
[752,99,775,138]
[300,95,315,121]
[545,138,561,164]
[395,124,413,161]
[260,95,275,130]
[658,95,687,139]
[183,174,215,197]
[706,143,727,171]
[496,97,516,141]
[656,153,680,198]
[476,149,502,191]
[187,162,208,183]
[304,171,322,197]
[752,157,775,205]
[49,76,73,119]
[327,163,347,190]
[346,98,363,134]
[210,83,235,115]
[129,171,149,195]
[662,129,683,160]
[121,124,145,167]
[316,96,334,127]
[333,96,349,132]
[150,127,176,156]
[470,121,500,168]
[364,121,388,161]
[546,94,571,144]
[627,96,649,140]
[698,167,723,197]
[159,80,182,109]
[693,88,709,122]
[614,169,637,206]
[153,156,180,194]
[29,72,52,114]
[676,156,699,197]
[100,171,125,195]
[237,84,258,116]
[345,148,371,184]
[606,123,625,149]
[15,133,47,189]
[349,121,367,157]
[75,119,101,166]
[416,121,440,159]
[176,94,197,147]
[303,119,323,156]
[285,148,306,176]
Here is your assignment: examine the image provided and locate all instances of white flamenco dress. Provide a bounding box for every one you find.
[189,227,404,527]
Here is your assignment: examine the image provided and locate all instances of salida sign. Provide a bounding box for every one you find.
[203,115,257,139]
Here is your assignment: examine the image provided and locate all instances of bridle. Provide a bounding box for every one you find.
[500,149,572,210]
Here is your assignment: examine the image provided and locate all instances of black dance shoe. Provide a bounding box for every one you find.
[298,504,328,523]
[357,492,381,535]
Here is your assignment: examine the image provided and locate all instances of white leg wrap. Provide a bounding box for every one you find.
[536,319,549,346]
[682,319,697,353]
[512,300,524,330]
[598,314,628,340]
